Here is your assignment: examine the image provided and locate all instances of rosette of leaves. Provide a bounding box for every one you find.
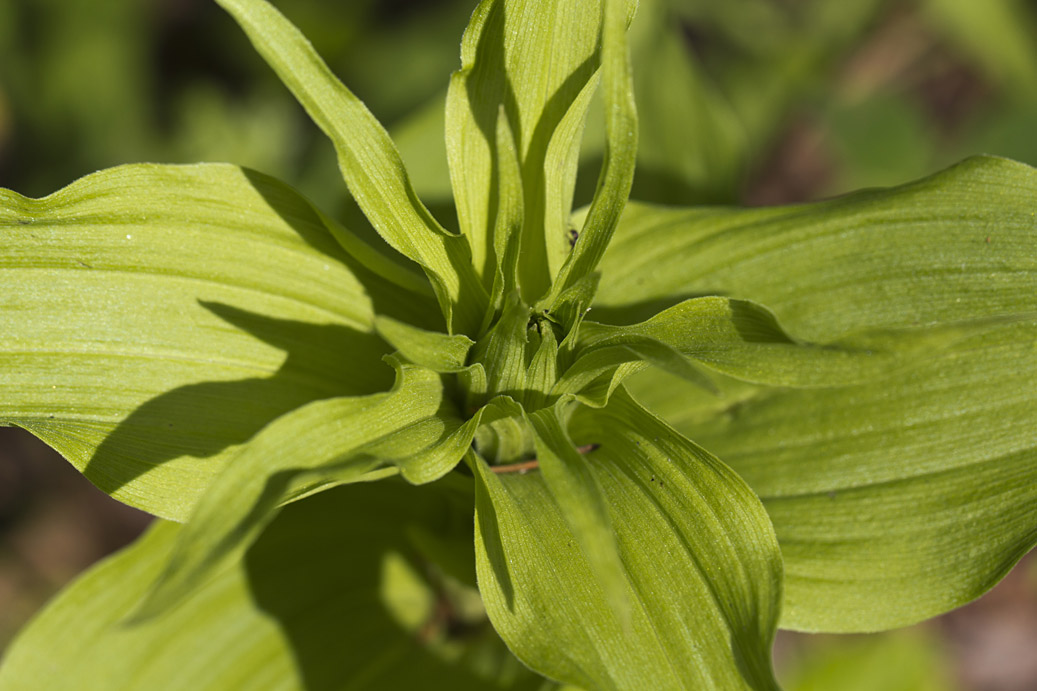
[1,0,1035,688]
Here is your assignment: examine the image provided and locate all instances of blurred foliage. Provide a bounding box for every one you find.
[0,0,471,209]
[779,629,958,691]
[2,0,1035,209]
[1,0,1036,682]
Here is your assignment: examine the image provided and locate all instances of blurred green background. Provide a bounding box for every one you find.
[1,0,1036,688]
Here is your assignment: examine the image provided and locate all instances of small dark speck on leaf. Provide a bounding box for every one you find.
[17,218,31,225]
[985,236,991,244]
[48,414,54,419]
[76,260,93,269]
[650,476,655,482]
[659,481,664,488]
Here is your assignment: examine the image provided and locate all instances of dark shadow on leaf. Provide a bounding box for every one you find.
[588,292,721,326]
[730,630,781,691]
[84,301,394,496]
[726,299,796,344]
[464,0,509,283]
[242,168,444,333]
[514,47,599,294]
[244,480,531,690]
[464,1,601,293]
[473,473,515,612]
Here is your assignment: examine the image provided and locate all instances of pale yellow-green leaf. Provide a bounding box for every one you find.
[544,0,638,307]
[473,390,782,688]
[628,321,1037,631]
[0,163,409,521]
[595,156,1037,340]
[214,0,488,334]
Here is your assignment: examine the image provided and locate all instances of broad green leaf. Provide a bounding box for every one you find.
[471,293,531,401]
[375,315,475,372]
[215,0,488,334]
[545,0,638,307]
[487,106,526,318]
[133,362,479,619]
[445,0,502,284]
[594,156,1037,340]
[0,163,412,521]
[628,321,1037,631]
[528,404,629,626]
[472,390,782,689]
[0,480,546,690]
[447,0,625,303]
[592,154,1037,631]
[578,296,1001,388]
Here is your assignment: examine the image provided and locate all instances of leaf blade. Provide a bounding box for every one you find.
[132,362,475,619]
[0,481,541,690]
[215,0,488,333]
[473,390,782,688]
[544,0,638,307]
[628,321,1037,631]
[594,156,1037,339]
[578,296,1010,388]
[0,163,400,520]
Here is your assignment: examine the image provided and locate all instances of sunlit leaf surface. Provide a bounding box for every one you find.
[0,163,427,520]
[474,391,782,688]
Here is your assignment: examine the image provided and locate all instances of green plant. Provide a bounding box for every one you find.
[1,0,1035,688]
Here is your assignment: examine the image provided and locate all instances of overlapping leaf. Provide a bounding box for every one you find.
[603,155,1037,631]
[215,0,488,334]
[571,296,1012,393]
[447,0,635,305]
[0,163,427,521]
[132,361,469,619]
[472,390,782,688]
[5,1,1035,689]
[0,480,546,690]
[594,155,1037,339]
[629,321,1037,631]
[375,316,475,372]
[530,403,628,623]
[545,0,638,307]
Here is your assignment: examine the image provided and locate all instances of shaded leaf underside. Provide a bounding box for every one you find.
[0,480,545,690]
